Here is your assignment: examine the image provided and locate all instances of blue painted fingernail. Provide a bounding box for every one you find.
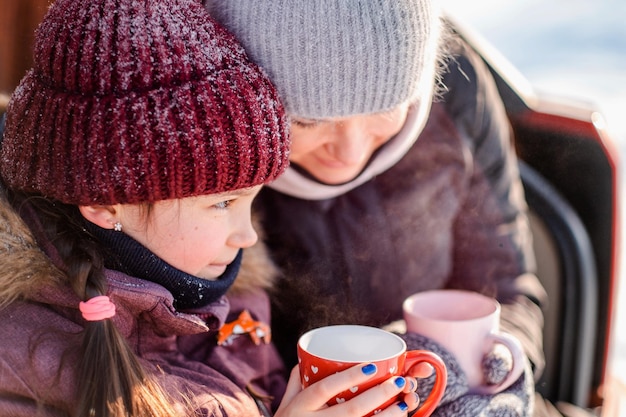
[362,363,377,375]
[394,377,406,388]
[398,401,409,412]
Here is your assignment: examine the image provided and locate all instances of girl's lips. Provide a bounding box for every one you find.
[212,254,238,267]
[210,261,231,270]
[207,256,237,273]
[202,264,227,280]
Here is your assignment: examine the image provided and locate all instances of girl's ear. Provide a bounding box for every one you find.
[78,205,119,230]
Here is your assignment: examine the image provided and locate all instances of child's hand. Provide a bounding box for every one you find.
[275,364,419,417]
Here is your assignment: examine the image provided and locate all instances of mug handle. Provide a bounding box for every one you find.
[403,350,448,417]
[470,331,525,395]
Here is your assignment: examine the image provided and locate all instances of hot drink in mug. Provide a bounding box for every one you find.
[403,289,525,394]
[297,324,447,417]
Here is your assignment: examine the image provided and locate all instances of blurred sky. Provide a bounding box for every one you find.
[440,0,626,143]
[440,0,626,377]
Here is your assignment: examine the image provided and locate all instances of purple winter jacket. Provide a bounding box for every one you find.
[0,196,286,416]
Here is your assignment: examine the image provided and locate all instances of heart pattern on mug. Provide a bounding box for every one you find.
[297,325,447,417]
[297,325,448,417]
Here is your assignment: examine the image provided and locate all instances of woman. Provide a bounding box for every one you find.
[206,1,556,415]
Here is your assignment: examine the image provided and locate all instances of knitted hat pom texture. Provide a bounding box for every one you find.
[0,0,290,205]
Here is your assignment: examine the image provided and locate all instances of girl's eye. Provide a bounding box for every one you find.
[213,200,232,210]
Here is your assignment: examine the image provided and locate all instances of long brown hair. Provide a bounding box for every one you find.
[7,190,187,416]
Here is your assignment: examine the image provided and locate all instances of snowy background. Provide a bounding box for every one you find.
[441,0,626,142]
[440,0,626,390]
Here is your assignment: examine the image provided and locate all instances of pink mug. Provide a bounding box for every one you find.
[403,290,525,394]
[297,325,447,417]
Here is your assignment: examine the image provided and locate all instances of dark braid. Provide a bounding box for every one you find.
[8,191,185,416]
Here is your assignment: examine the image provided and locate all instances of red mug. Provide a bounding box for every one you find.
[297,325,447,417]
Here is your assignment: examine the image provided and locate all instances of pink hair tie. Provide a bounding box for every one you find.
[79,296,116,321]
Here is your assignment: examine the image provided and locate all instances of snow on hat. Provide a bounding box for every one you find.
[205,0,441,118]
[0,0,290,205]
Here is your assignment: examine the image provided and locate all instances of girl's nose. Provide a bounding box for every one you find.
[230,216,259,249]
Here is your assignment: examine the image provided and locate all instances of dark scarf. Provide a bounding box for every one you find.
[85,222,240,310]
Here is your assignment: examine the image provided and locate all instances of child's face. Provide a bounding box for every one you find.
[118,186,262,280]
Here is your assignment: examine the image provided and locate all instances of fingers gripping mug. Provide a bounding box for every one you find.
[297,325,447,416]
[403,290,525,394]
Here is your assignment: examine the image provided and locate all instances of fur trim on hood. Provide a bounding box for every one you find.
[0,187,279,306]
[0,187,65,307]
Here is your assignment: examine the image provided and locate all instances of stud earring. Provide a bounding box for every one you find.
[113,222,123,232]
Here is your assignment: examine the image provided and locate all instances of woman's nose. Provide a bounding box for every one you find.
[327,121,371,165]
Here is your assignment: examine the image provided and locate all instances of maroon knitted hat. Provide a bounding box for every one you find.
[0,0,290,205]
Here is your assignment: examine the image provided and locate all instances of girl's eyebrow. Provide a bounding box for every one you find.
[213,187,259,198]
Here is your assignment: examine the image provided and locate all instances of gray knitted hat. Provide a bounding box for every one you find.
[205,0,441,118]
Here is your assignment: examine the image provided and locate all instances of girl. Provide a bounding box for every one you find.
[0,0,419,416]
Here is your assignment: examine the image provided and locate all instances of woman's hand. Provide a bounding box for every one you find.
[275,364,420,417]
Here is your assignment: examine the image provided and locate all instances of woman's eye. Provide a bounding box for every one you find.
[292,119,320,129]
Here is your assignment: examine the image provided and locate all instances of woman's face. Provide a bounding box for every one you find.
[289,103,410,184]
[117,186,261,281]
